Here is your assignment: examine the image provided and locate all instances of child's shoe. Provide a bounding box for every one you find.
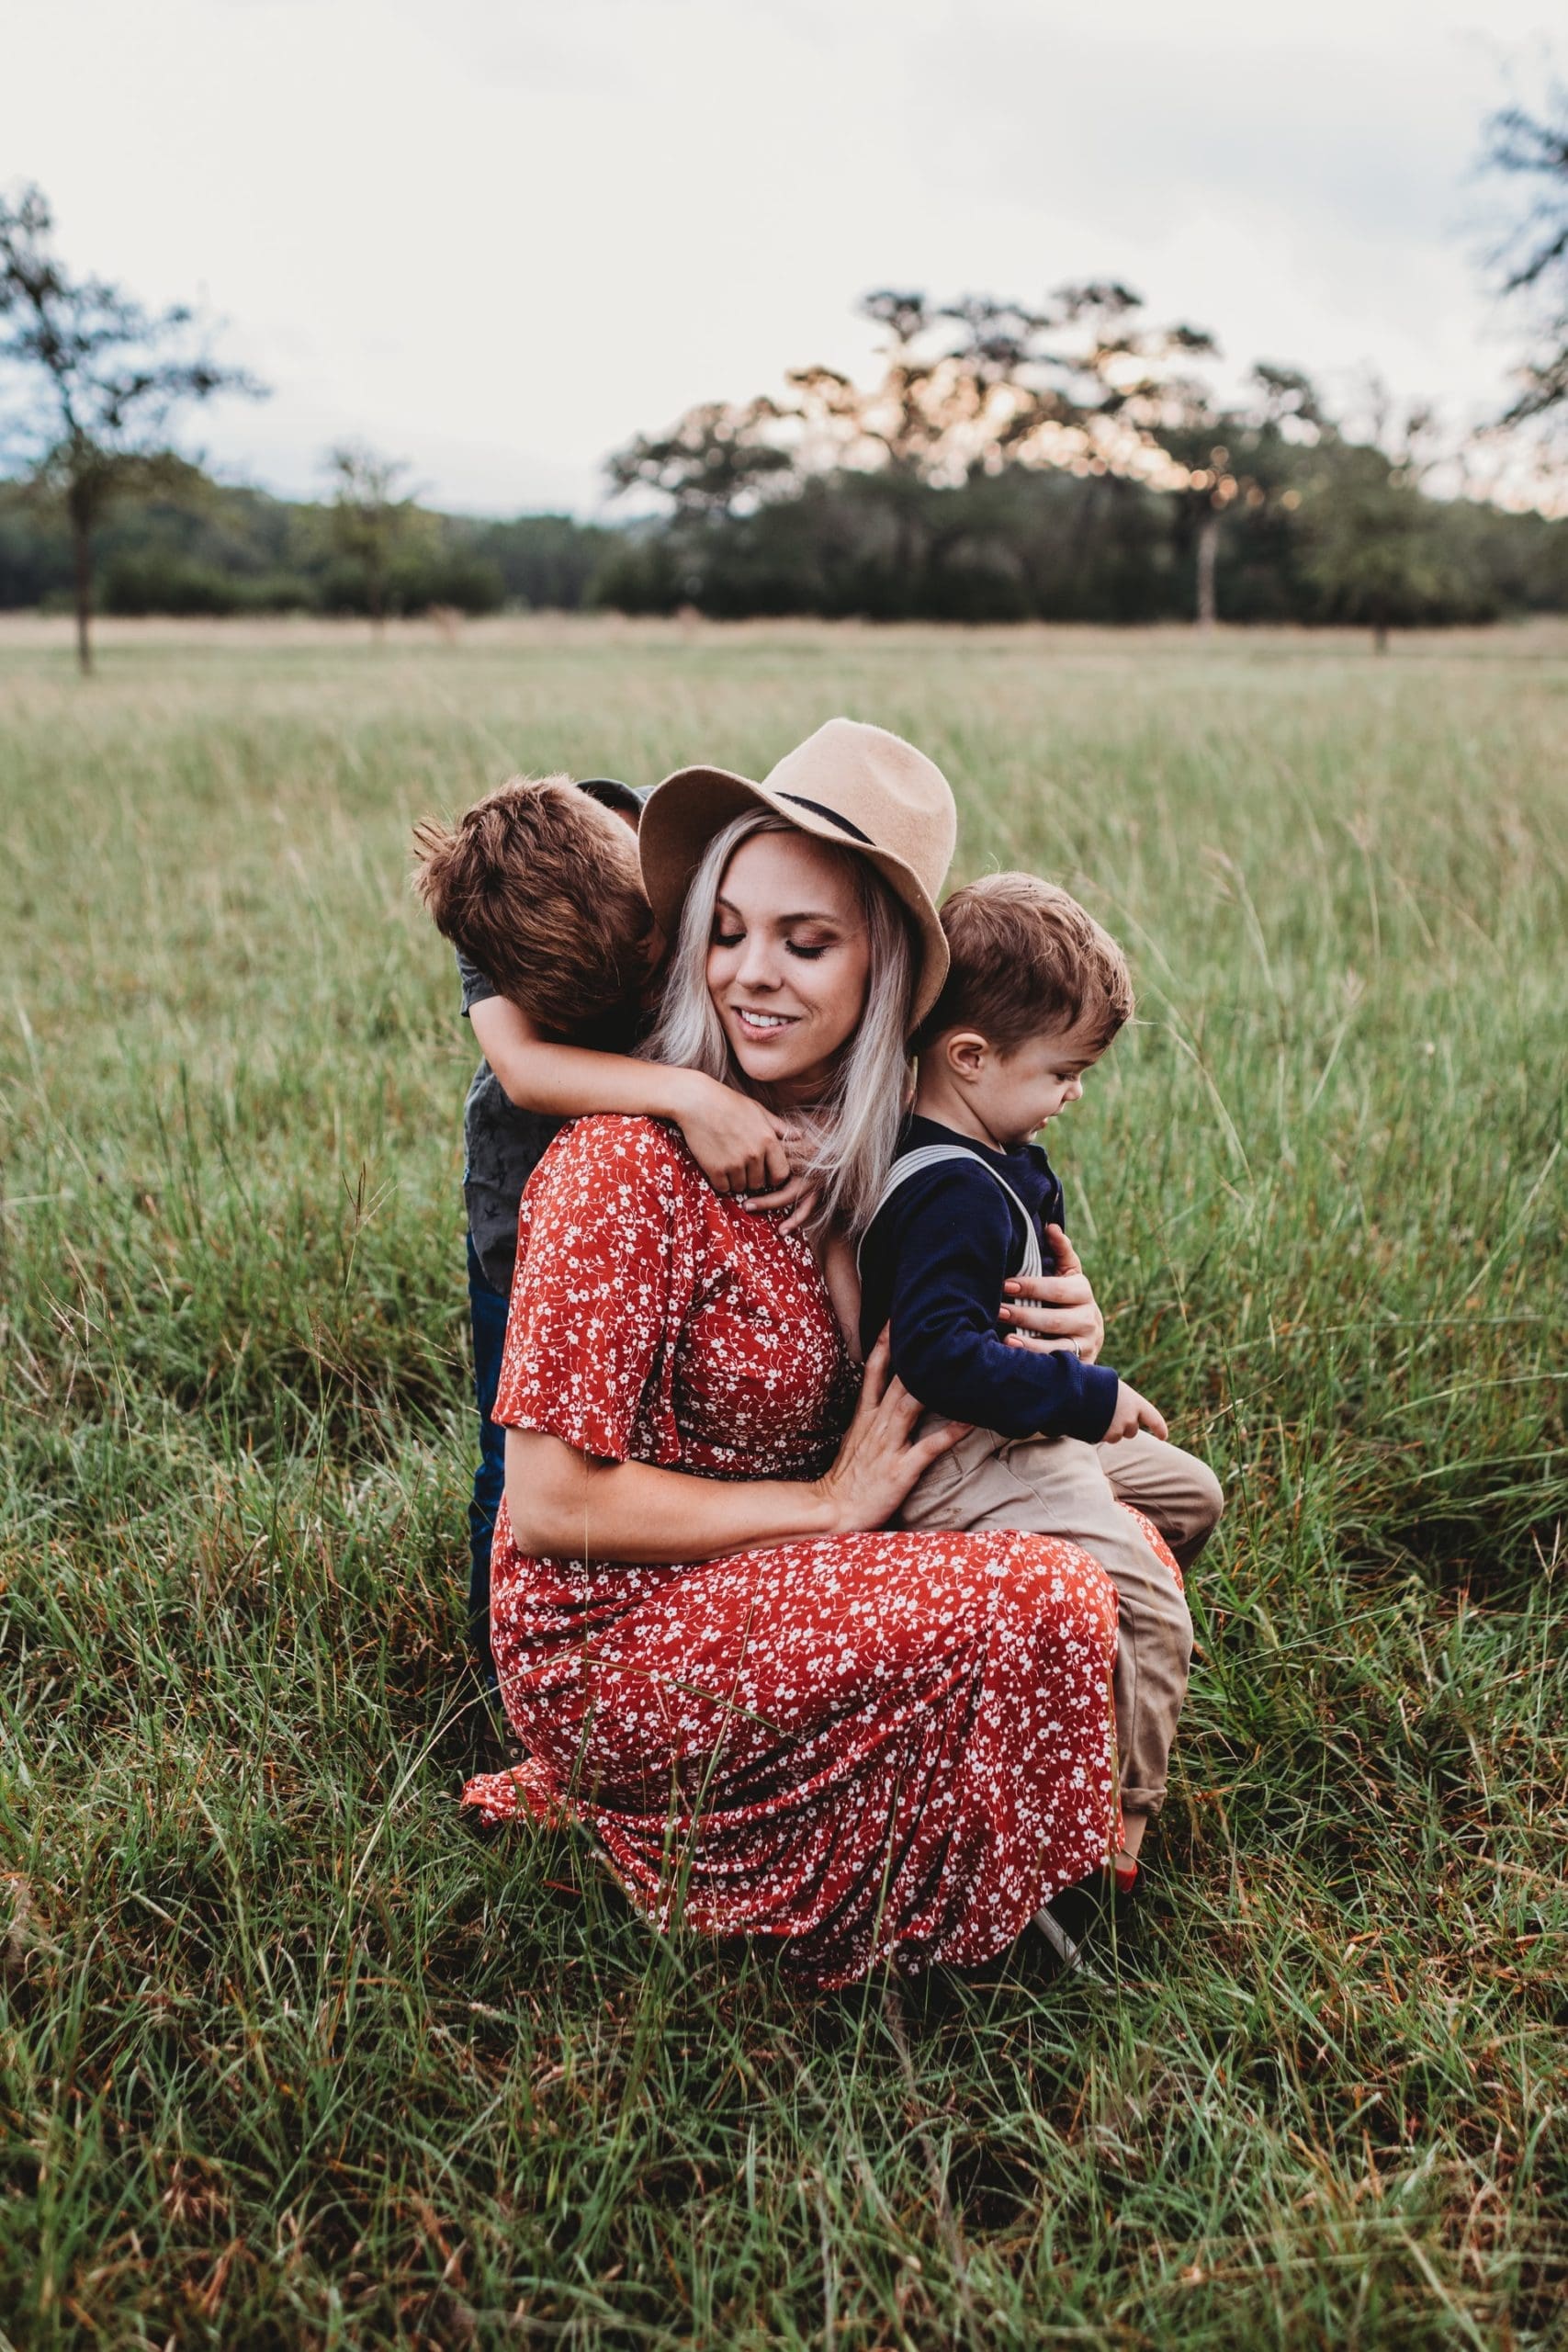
[1034,1862,1147,1982]
[1035,1872,1104,1973]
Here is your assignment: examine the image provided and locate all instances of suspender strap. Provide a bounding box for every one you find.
[857,1143,1044,1280]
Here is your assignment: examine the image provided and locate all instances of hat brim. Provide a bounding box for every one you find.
[639,765,950,1030]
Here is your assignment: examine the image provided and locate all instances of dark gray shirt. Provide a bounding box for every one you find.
[457,951,573,1293]
[457,775,647,1293]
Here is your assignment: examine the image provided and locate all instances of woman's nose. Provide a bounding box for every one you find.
[734,934,782,989]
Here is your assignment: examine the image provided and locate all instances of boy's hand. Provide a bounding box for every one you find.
[1101,1381,1168,1444]
[669,1070,796,1198]
[999,1225,1105,1362]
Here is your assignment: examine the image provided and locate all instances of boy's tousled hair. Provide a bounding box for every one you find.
[412,775,652,1036]
[918,871,1134,1056]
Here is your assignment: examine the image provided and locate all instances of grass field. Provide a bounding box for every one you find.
[1,613,1564,2349]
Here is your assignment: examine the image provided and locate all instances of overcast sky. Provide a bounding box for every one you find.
[3,0,1559,514]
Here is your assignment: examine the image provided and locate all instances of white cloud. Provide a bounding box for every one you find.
[1,0,1558,513]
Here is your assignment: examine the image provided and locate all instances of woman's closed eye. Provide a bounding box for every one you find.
[711,925,832,960]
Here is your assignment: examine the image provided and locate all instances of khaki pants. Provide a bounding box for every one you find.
[897,1425,1223,1817]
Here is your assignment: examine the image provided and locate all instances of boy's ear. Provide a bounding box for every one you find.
[941,1029,991,1083]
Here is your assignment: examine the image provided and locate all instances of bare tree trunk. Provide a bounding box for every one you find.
[1196,510,1219,630]
[1374,622,1390,654]
[72,514,93,675]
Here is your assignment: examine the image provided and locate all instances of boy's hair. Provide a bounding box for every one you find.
[917,871,1134,1056]
[412,775,653,1036]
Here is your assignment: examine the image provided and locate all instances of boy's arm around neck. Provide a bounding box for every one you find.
[470,994,680,1120]
[466,996,795,1193]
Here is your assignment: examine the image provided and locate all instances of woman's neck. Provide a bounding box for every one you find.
[740,1065,834,1118]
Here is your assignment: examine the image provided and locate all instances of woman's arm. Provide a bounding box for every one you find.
[505,1331,964,1563]
[468,995,795,1197]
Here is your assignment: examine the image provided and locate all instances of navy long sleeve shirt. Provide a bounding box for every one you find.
[857,1114,1121,1444]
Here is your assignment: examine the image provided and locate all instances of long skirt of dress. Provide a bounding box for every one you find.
[464,1507,1134,1987]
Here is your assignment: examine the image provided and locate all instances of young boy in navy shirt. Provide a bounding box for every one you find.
[413,774,800,1679]
[858,872,1223,1936]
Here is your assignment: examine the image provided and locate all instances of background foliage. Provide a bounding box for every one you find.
[0,479,618,622]
[4,277,1568,635]
[1,615,1563,2347]
[3,457,1564,631]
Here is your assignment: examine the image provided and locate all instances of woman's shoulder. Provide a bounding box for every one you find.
[538,1114,702,1195]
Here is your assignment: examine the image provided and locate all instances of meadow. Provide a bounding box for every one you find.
[0,612,1564,2350]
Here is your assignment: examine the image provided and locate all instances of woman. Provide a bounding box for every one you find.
[463,720,1121,1986]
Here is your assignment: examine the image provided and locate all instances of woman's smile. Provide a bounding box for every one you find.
[731,1004,802,1035]
[721,995,814,1069]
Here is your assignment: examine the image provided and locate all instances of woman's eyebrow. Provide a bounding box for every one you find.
[714,896,842,928]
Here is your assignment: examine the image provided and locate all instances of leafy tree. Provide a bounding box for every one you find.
[1157,366,1325,626]
[466,512,615,609]
[604,399,798,611]
[0,182,262,671]
[323,441,425,634]
[597,281,1568,629]
[1483,84,1568,429]
[1298,403,1471,650]
[816,283,1219,490]
[611,285,1225,535]
[605,399,794,521]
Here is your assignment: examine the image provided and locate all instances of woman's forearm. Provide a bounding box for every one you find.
[505,1429,839,1564]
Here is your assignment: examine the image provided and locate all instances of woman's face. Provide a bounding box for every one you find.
[705,830,873,1103]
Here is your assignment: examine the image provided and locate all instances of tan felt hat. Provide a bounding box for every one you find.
[639,718,958,1027]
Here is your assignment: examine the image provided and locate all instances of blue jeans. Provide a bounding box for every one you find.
[467,1236,509,1680]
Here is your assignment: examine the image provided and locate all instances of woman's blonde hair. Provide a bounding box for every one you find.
[641,810,917,1237]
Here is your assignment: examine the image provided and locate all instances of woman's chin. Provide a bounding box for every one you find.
[727,1026,806,1081]
[733,1045,803,1087]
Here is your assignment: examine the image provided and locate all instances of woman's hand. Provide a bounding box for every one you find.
[812,1329,968,1532]
[999,1224,1105,1362]
[744,1170,821,1232]
[670,1069,796,1197]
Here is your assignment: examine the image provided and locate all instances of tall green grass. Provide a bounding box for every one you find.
[2,616,1564,2348]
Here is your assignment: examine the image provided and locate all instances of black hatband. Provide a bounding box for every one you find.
[777,792,874,846]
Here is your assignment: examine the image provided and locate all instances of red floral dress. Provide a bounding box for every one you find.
[462,1115,1125,1987]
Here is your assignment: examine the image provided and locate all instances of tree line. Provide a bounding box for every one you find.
[595,288,1568,642]
[0,470,612,622]
[3,77,1566,666]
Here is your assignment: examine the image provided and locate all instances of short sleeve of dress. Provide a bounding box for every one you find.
[491,1116,694,1464]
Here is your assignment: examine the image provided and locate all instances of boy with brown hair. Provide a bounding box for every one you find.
[413,774,800,1679]
[856,871,1224,1955]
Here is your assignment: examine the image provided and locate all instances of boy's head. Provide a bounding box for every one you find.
[412,775,654,1037]
[915,872,1134,1148]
